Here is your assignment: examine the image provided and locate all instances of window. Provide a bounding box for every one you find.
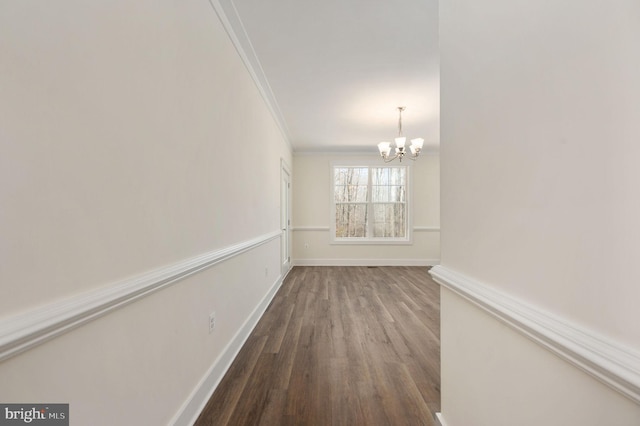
[332,164,410,243]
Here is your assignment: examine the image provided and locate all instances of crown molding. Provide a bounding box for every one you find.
[207,0,293,151]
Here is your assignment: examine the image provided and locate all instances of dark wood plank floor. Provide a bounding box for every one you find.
[195,266,440,426]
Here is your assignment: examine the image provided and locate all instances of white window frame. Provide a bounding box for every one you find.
[330,161,413,245]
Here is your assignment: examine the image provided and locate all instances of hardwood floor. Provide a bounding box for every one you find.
[195,266,440,426]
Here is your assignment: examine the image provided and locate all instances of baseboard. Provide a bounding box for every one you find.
[293,258,440,267]
[435,412,448,426]
[430,265,640,405]
[170,273,285,426]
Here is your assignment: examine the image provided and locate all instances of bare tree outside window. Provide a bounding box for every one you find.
[334,167,368,237]
[333,165,408,241]
[372,167,406,238]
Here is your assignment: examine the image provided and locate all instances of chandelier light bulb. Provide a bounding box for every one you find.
[378,142,392,156]
[377,107,424,162]
[411,138,424,150]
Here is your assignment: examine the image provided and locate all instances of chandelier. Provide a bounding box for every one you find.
[377,107,424,162]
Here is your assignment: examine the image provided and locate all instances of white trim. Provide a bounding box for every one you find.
[413,226,440,232]
[293,258,440,267]
[330,162,413,245]
[435,412,448,426]
[430,265,640,405]
[291,226,330,232]
[170,273,285,426]
[281,159,293,275]
[329,238,413,246]
[293,150,441,157]
[292,226,439,232]
[207,0,292,151]
[294,150,381,157]
[0,231,281,363]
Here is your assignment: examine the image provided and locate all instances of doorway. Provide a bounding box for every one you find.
[280,160,292,275]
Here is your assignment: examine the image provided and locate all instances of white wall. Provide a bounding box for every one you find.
[292,153,440,265]
[438,0,640,425]
[0,1,291,424]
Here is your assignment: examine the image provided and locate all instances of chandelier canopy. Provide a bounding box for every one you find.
[377,107,424,162]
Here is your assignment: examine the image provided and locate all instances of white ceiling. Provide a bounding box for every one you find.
[214,0,439,153]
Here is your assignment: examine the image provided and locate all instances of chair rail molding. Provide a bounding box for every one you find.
[291,226,330,231]
[0,230,281,362]
[413,226,440,232]
[430,265,640,405]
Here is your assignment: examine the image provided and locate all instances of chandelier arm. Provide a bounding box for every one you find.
[381,153,400,163]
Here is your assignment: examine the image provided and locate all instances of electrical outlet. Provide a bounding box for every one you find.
[209,312,216,334]
[304,242,309,249]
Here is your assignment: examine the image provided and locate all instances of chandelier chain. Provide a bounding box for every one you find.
[397,106,405,136]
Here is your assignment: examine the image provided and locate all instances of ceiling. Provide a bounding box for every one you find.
[214,0,439,153]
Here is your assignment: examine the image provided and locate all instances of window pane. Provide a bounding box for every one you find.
[371,167,405,185]
[371,167,406,202]
[334,167,368,202]
[335,203,368,238]
[333,165,408,241]
[390,185,405,202]
[372,203,406,238]
[371,185,389,202]
[371,167,389,186]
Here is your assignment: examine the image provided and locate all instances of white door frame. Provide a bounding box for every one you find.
[280,159,292,275]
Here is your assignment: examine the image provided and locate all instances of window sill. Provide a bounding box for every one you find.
[331,237,413,245]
